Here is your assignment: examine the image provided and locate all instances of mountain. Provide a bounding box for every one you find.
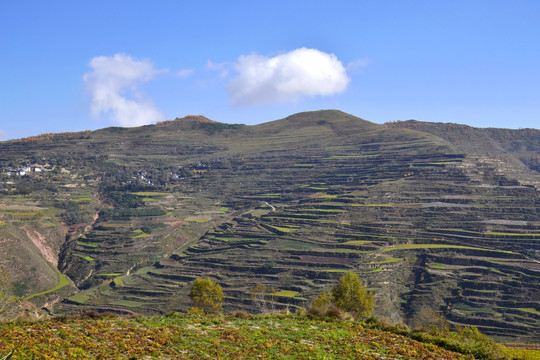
[0,110,538,343]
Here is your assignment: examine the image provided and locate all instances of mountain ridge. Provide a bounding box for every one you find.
[0,110,538,343]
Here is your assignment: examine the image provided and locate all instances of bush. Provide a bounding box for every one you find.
[308,290,333,317]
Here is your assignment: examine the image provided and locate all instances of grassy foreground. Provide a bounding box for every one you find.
[1,313,538,359]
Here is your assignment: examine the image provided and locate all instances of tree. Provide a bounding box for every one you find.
[189,277,224,314]
[0,267,19,321]
[331,272,374,318]
[250,284,276,313]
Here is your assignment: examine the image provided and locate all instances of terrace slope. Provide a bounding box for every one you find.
[0,110,538,343]
[385,120,540,187]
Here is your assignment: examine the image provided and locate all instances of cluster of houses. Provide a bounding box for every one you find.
[1,163,52,177]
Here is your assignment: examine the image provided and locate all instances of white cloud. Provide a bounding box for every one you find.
[83,53,165,127]
[347,57,371,73]
[206,60,229,78]
[176,68,194,78]
[227,48,350,106]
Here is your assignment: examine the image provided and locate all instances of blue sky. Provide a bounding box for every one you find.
[1,1,539,140]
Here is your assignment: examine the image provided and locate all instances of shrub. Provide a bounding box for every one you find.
[308,290,333,317]
[410,306,449,335]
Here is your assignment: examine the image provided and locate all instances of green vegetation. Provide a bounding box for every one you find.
[270,290,299,298]
[185,216,211,222]
[431,263,446,269]
[131,192,169,196]
[113,277,124,287]
[330,272,374,318]
[67,293,89,304]
[2,313,525,359]
[23,274,70,301]
[485,232,540,236]
[74,254,95,262]
[382,244,516,254]
[189,277,224,314]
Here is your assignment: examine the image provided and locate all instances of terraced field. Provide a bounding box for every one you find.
[1,110,538,343]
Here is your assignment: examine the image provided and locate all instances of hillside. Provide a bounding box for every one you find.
[385,120,540,186]
[3,313,539,359]
[0,110,539,343]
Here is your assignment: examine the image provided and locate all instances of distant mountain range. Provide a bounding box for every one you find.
[1,110,538,343]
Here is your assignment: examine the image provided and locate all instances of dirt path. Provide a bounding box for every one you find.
[264,201,276,211]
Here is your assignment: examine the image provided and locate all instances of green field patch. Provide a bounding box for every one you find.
[73,197,92,202]
[304,208,345,213]
[321,269,350,273]
[317,220,351,225]
[24,274,70,300]
[0,222,6,226]
[267,225,298,233]
[351,204,394,207]
[142,198,157,202]
[328,154,378,159]
[317,194,338,199]
[431,263,446,269]
[515,308,540,315]
[382,244,516,254]
[77,241,99,248]
[110,300,147,308]
[98,273,121,277]
[343,240,372,245]
[293,163,314,167]
[113,276,124,287]
[185,215,212,223]
[361,267,384,273]
[5,211,44,216]
[211,236,256,242]
[134,232,149,238]
[219,206,229,212]
[101,222,131,228]
[319,202,346,207]
[74,254,95,261]
[271,290,299,298]
[68,293,89,304]
[485,232,540,237]
[131,192,169,197]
